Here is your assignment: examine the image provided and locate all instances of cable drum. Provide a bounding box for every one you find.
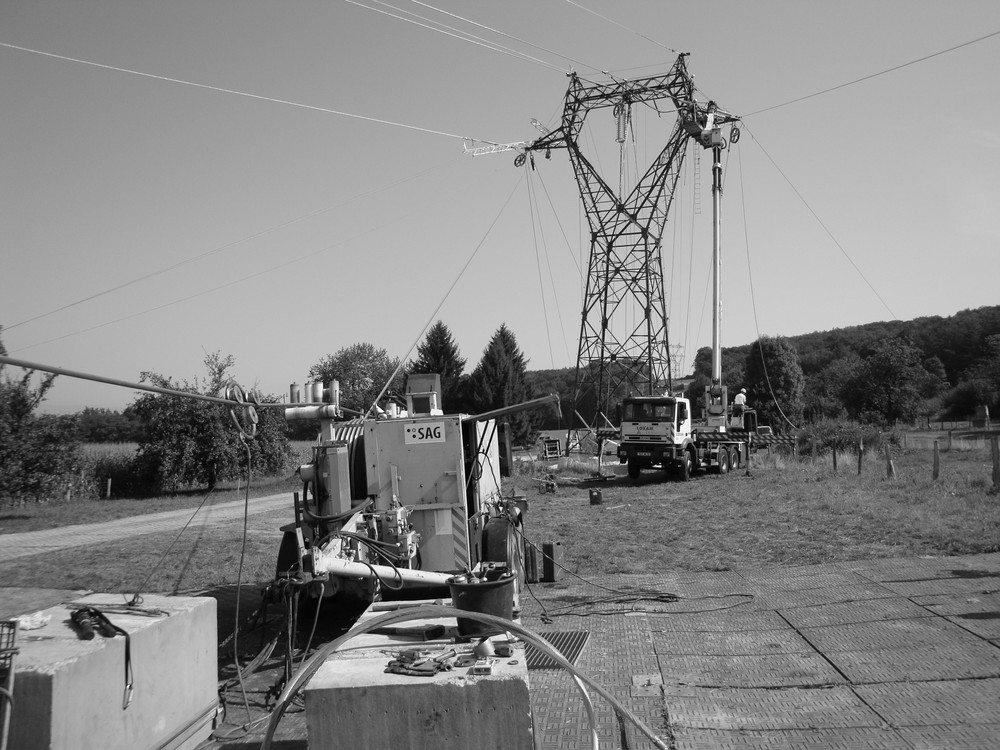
[225,383,259,440]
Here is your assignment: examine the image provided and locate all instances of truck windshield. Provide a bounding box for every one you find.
[623,402,674,421]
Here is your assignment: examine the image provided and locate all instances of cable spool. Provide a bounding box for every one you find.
[225,383,259,440]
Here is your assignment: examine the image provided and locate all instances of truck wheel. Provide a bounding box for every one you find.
[717,447,730,475]
[627,461,641,480]
[679,450,693,481]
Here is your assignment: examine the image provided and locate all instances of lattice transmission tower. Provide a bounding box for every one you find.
[522,54,737,432]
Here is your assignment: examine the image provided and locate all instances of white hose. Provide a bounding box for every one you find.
[259,605,669,750]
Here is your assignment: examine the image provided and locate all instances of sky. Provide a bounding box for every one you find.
[2,0,999,414]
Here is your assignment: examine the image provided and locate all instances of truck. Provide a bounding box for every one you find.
[616,391,751,479]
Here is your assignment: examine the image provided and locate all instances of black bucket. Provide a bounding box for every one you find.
[448,574,514,637]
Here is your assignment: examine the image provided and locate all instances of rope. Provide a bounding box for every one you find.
[735,146,799,431]
[747,29,1000,116]
[363,173,525,417]
[741,124,897,320]
[526,172,557,368]
[563,0,681,55]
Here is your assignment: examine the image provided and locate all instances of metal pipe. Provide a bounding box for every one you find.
[315,554,455,586]
[462,393,560,423]
[0,354,326,409]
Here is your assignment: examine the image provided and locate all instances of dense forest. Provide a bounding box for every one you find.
[527,306,1000,431]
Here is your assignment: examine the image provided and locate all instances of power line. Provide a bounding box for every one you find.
[747,28,1000,116]
[405,0,602,73]
[742,124,896,320]
[6,160,456,332]
[0,41,473,141]
[563,0,681,55]
[11,191,436,353]
[345,0,564,72]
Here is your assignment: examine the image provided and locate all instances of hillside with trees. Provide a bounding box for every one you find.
[527,305,1000,429]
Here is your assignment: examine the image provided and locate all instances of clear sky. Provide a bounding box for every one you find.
[3,0,999,413]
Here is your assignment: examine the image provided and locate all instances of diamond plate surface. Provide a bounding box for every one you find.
[660,652,845,688]
[752,584,893,610]
[672,726,911,749]
[896,724,1000,749]
[876,574,1000,597]
[652,628,815,656]
[855,678,1000,726]
[663,685,882,730]
[646,608,790,632]
[824,640,1000,683]
[911,592,1000,639]
[779,596,933,629]
[798,613,984,652]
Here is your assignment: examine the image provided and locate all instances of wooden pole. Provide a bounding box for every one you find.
[933,439,940,480]
[885,444,896,480]
[106,478,112,499]
[811,440,817,462]
[857,438,864,475]
[992,436,1000,492]
[832,449,838,472]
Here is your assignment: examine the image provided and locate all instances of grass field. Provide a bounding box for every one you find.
[0,444,997,594]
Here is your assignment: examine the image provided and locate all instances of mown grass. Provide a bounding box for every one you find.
[507,446,1000,574]
[0,444,996,594]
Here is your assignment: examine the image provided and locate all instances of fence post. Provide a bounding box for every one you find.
[948,430,953,451]
[857,438,864,475]
[933,439,940,480]
[106,478,112,499]
[811,440,817,462]
[885,444,896,480]
[992,436,1000,492]
[832,448,838,472]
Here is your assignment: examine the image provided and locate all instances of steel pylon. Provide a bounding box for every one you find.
[525,54,734,430]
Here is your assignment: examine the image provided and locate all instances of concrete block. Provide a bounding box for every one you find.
[10,593,217,750]
[305,607,533,750]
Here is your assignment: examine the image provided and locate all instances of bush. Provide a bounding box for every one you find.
[795,420,902,457]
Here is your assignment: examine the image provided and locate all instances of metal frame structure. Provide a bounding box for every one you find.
[524,54,736,433]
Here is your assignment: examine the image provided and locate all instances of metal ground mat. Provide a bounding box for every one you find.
[526,630,590,670]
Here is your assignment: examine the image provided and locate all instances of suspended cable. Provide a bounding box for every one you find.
[742,124,897,319]
[0,41,474,141]
[735,146,798,430]
[11,194,432,353]
[363,174,526,417]
[6,159,457,332]
[405,0,602,74]
[533,170,582,277]
[526,173,556,367]
[563,0,681,55]
[747,28,1000,116]
[346,0,565,72]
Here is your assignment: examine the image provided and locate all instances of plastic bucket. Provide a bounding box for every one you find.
[448,574,514,637]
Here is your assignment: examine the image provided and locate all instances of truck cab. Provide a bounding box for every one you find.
[617,393,750,480]
[617,395,692,479]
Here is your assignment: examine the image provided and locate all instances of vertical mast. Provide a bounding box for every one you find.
[711,141,723,384]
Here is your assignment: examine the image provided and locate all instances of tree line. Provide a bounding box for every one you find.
[0,321,536,502]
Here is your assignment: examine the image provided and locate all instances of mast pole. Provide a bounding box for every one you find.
[711,141,723,384]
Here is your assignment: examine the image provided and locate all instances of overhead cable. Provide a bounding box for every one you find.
[0,41,474,141]
[742,124,897,320]
[405,0,602,73]
[748,28,1000,116]
[346,0,564,72]
[362,174,526,418]
[563,0,681,55]
[6,159,456,332]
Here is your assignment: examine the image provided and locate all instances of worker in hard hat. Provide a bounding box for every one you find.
[731,387,747,427]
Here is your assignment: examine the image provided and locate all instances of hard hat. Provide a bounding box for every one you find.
[740,388,746,393]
